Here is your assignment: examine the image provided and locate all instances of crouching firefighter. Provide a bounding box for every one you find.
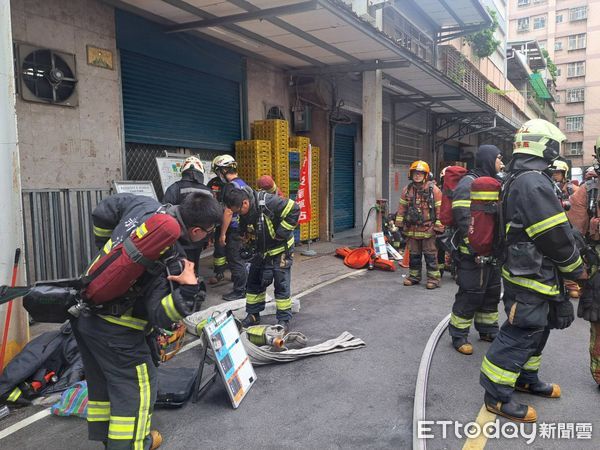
[448,145,504,355]
[480,119,585,423]
[77,192,222,449]
[396,160,444,289]
[224,188,300,332]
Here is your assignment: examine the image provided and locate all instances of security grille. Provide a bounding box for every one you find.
[393,126,424,164]
[125,142,222,199]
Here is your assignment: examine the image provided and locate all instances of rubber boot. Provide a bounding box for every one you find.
[484,393,537,423]
[222,290,246,302]
[150,430,163,450]
[426,279,440,289]
[479,332,497,342]
[241,313,260,328]
[452,337,473,355]
[207,272,225,285]
[403,277,420,286]
[515,381,561,398]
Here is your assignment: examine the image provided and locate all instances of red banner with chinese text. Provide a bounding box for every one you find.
[297,144,312,224]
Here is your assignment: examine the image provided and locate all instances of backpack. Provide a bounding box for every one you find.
[468,177,501,256]
[82,213,181,305]
[440,166,469,227]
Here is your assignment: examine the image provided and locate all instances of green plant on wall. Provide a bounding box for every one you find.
[464,8,501,59]
[541,49,557,80]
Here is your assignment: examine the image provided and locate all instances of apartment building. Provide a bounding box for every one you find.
[509,0,600,166]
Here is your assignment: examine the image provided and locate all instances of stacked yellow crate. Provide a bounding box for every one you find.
[254,120,290,196]
[234,140,272,188]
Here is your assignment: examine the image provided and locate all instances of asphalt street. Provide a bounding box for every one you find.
[1,267,598,449]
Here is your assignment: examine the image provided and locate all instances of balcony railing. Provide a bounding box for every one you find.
[438,45,530,127]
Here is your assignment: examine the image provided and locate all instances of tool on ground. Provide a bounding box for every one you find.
[246,325,285,348]
[0,248,21,371]
[0,405,9,420]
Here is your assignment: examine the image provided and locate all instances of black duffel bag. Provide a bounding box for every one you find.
[23,279,81,323]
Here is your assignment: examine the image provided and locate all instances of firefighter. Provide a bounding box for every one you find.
[75,192,222,449]
[448,146,504,355]
[480,119,584,423]
[567,137,600,389]
[213,155,251,301]
[162,156,212,271]
[396,160,443,289]
[206,168,227,285]
[551,159,578,200]
[224,187,300,332]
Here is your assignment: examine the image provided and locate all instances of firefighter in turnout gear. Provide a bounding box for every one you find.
[568,136,600,389]
[224,188,300,332]
[550,159,578,200]
[448,145,504,355]
[206,172,227,285]
[77,192,222,449]
[213,155,251,301]
[480,119,585,423]
[162,156,212,272]
[396,161,444,289]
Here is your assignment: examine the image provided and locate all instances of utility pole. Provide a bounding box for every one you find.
[0,0,29,368]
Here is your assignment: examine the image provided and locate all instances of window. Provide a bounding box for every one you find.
[566,116,584,132]
[556,66,561,77]
[567,88,585,103]
[533,16,546,29]
[533,0,547,3]
[518,0,530,6]
[538,41,546,50]
[568,142,583,156]
[555,40,563,51]
[568,33,586,50]
[556,14,563,23]
[517,17,530,31]
[570,6,587,21]
[567,61,585,78]
[555,92,561,103]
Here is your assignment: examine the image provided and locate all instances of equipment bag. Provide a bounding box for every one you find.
[440,166,468,227]
[155,366,199,408]
[82,213,181,305]
[468,176,501,256]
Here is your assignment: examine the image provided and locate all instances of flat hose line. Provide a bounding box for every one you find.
[413,313,450,450]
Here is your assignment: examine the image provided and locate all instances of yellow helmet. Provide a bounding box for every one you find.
[211,154,237,173]
[181,156,204,173]
[409,160,430,179]
[551,160,569,175]
[513,119,565,161]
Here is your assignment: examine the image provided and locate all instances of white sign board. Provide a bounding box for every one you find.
[204,311,256,409]
[112,181,158,200]
[156,157,217,194]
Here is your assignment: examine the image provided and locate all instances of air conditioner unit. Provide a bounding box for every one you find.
[567,149,583,156]
[16,43,78,107]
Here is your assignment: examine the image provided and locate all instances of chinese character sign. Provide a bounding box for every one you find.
[297,144,312,224]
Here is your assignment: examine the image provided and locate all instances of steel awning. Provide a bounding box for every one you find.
[105,0,496,117]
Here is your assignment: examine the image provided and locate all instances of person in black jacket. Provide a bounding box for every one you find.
[480,119,584,423]
[224,188,299,332]
[448,145,504,355]
[162,156,210,205]
[78,192,222,449]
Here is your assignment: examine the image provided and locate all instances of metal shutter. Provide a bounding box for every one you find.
[120,50,241,150]
[333,124,356,232]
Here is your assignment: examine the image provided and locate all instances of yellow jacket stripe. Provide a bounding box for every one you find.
[161,294,183,322]
[452,200,471,209]
[108,416,136,440]
[558,255,583,273]
[88,401,110,422]
[501,268,560,296]
[264,216,276,239]
[481,356,519,386]
[525,212,568,239]
[265,236,295,256]
[471,191,499,201]
[281,199,295,218]
[280,219,296,231]
[7,387,22,402]
[399,198,409,206]
[99,312,148,331]
[93,225,113,237]
[134,363,151,450]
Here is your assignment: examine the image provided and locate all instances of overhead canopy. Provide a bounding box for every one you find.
[529,73,552,100]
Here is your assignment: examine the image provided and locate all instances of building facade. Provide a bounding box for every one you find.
[509,0,599,166]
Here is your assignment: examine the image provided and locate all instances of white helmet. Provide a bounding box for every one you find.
[211,154,237,173]
[181,156,204,173]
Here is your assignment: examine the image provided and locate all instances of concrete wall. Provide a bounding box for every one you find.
[246,58,290,123]
[10,0,122,189]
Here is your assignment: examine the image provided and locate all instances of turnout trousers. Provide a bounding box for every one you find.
[245,251,293,321]
[449,256,501,339]
[406,236,440,283]
[480,289,551,403]
[589,322,600,385]
[225,228,248,295]
[212,225,227,276]
[72,314,157,450]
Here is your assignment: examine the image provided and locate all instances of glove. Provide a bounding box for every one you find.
[548,299,574,330]
[176,283,205,316]
[577,274,600,322]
